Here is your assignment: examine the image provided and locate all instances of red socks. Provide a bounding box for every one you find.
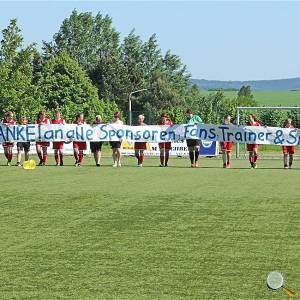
[37,151,43,161]
[253,155,258,163]
[42,148,47,163]
[79,150,83,163]
[160,155,164,165]
[5,152,13,161]
[54,151,59,164]
[74,150,79,161]
[139,153,144,164]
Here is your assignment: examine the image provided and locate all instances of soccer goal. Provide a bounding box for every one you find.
[235,106,300,159]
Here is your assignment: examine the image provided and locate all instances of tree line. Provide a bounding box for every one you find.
[3,10,294,126]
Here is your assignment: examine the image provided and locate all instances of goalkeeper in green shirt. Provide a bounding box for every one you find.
[184,109,203,167]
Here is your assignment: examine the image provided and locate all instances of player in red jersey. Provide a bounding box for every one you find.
[73,113,86,167]
[134,115,147,167]
[158,113,173,167]
[110,111,123,167]
[2,111,16,166]
[220,115,233,168]
[36,111,50,166]
[51,110,66,166]
[246,114,260,169]
[282,118,296,169]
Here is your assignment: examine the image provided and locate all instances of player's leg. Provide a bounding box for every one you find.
[252,147,258,168]
[94,149,100,166]
[16,143,22,166]
[24,142,30,162]
[289,147,295,169]
[42,145,48,165]
[112,148,117,167]
[289,154,293,169]
[249,151,253,168]
[3,145,9,162]
[188,146,195,167]
[135,148,140,165]
[283,146,288,168]
[59,148,63,166]
[24,148,30,161]
[247,144,254,168]
[78,150,84,165]
[73,143,79,166]
[116,147,121,167]
[36,143,43,165]
[165,149,170,167]
[139,150,144,166]
[226,150,231,168]
[194,144,200,167]
[226,143,232,168]
[5,144,13,165]
[221,143,227,168]
[54,149,59,166]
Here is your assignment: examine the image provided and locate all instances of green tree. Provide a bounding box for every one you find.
[0,19,41,121]
[53,10,125,103]
[36,51,112,122]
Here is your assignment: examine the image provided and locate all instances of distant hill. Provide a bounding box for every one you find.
[191,78,300,91]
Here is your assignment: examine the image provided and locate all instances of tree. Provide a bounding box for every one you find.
[53,10,125,103]
[0,19,41,121]
[236,85,257,107]
[36,51,114,122]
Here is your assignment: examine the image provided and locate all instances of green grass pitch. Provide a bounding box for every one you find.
[0,155,299,299]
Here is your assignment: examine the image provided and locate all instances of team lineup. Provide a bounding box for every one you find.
[1,109,297,169]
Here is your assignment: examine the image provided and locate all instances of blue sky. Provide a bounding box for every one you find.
[0,1,300,81]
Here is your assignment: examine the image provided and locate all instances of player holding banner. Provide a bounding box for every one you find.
[109,112,123,167]
[220,115,233,168]
[282,118,296,169]
[246,114,260,169]
[2,111,16,166]
[36,111,50,166]
[158,113,173,167]
[73,113,86,167]
[134,114,147,167]
[16,116,30,167]
[184,109,203,168]
[51,110,65,166]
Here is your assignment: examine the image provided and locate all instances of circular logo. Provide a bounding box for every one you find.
[201,141,213,148]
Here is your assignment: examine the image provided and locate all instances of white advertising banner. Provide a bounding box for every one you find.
[0,123,299,146]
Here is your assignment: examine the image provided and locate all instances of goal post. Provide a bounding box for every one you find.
[236,106,300,159]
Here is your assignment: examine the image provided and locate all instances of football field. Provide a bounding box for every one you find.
[0,155,299,299]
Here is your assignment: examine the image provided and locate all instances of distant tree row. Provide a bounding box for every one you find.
[0,10,259,124]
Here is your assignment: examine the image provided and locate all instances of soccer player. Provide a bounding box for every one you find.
[246,114,260,169]
[109,111,123,167]
[51,110,65,166]
[16,116,30,167]
[184,109,203,168]
[282,118,296,169]
[158,113,173,167]
[73,113,86,167]
[90,115,103,167]
[2,111,16,166]
[220,115,233,168]
[134,114,147,167]
[36,111,50,166]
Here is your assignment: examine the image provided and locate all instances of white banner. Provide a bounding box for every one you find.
[0,123,299,146]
